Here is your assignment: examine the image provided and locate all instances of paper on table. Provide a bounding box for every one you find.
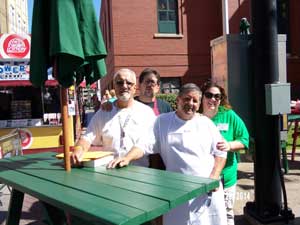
[56,151,114,162]
[83,155,114,167]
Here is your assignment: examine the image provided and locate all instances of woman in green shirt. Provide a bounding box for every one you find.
[200,81,249,225]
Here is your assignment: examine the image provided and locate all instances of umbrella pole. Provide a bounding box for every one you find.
[54,59,71,172]
[60,87,72,171]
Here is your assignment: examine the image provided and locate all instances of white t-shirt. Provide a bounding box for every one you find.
[83,100,156,167]
[146,112,227,225]
[151,112,226,176]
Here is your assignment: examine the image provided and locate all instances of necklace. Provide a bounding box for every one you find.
[118,110,132,155]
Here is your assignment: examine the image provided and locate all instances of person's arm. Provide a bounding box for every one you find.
[216,110,249,152]
[107,146,144,168]
[216,140,246,152]
[209,155,226,180]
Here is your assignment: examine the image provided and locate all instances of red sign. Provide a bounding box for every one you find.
[0,34,31,59]
[19,128,33,149]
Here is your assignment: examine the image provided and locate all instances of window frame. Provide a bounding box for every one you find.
[157,0,179,34]
[160,77,181,94]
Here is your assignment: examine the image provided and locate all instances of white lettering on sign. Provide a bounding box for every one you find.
[7,38,27,53]
[0,64,29,80]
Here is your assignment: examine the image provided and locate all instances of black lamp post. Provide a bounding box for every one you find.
[244,0,294,223]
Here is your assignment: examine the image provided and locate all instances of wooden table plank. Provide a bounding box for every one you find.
[124,165,218,186]
[0,152,218,225]
[0,164,146,225]
[0,157,170,221]
[15,153,217,206]
[92,166,210,201]
[287,114,300,122]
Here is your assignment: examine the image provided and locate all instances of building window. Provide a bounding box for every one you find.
[160,77,180,94]
[18,14,21,34]
[157,0,178,34]
[277,0,290,52]
[9,6,15,32]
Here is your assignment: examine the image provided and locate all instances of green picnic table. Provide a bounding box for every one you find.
[0,152,219,225]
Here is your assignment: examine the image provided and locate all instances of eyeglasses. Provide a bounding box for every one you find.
[204,92,222,100]
[144,80,158,86]
[115,80,135,87]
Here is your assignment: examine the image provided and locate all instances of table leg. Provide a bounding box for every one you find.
[291,121,299,161]
[281,140,289,174]
[6,188,24,225]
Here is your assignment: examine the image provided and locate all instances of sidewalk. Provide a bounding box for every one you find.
[235,152,300,225]
[0,152,299,225]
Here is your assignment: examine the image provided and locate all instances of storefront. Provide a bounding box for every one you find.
[0,33,74,153]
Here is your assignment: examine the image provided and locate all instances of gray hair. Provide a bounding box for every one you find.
[113,68,137,84]
[178,83,202,97]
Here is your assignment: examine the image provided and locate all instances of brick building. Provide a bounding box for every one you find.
[100,0,300,97]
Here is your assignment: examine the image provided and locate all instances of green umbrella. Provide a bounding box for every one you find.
[30,0,107,87]
[30,0,107,171]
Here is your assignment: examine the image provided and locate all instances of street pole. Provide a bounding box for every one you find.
[244,0,282,222]
[222,0,229,35]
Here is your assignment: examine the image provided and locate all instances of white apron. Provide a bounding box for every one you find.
[161,114,227,225]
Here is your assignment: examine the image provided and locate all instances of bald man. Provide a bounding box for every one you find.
[71,68,156,167]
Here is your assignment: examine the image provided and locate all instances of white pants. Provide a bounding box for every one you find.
[224,185,236,225]
[163,182,227,225]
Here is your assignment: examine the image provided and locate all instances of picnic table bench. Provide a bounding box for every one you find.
[287,113,300,161]
[0,152,218,225]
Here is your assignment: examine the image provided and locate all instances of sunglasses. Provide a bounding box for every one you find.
[204,92,222,100]
[115,80,134,87]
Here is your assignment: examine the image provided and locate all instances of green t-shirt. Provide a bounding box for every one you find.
[211,106,249,188]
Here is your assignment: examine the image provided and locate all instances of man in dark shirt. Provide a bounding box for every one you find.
[135,68,173,172]
[135,68,173,115]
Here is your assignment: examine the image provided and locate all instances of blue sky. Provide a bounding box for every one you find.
[27,0,101,32]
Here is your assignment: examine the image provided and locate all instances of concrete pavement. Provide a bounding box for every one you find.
[235,152,300,225]
[0,152,299,225]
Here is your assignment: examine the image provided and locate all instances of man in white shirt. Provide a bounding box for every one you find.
[108,83,227,225]
[71,68,156,167]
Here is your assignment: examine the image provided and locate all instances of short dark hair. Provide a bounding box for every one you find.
[139,68,161,84]
[178,83,202,97]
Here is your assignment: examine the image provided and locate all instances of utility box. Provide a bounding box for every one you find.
[210,34,288,136]
[210,34,253,134]
[265,83,291,115]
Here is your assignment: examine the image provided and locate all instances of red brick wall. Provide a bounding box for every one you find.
[101,0,224,88]
[100,0,299,97]
[289,0,300,56]
[228,0,251,34]
[287,0,300,98]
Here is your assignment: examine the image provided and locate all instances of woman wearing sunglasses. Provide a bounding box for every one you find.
[200,80,249,225]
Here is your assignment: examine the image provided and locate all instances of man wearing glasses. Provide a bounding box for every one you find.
[135,68,173,171]
[71,68,156,167]
[135,68,173,115]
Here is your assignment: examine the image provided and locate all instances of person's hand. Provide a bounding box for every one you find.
[209,174,220,192]
[216,140,231,152]
[70,147,84,167]
[101,101,113,111]
[107,157,130,169]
